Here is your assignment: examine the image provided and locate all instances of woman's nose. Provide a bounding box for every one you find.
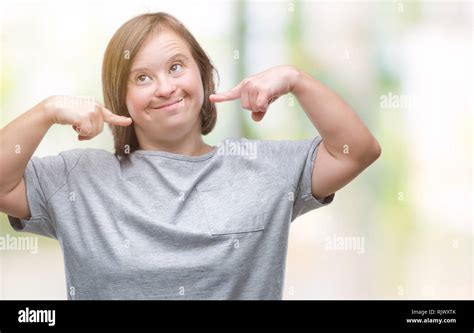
[153,76,176,98]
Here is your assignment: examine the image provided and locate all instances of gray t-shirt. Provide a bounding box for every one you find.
[8,136,334,300]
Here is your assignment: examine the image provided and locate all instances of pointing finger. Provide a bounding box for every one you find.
[101,107,133,126]
[209,81,244,103]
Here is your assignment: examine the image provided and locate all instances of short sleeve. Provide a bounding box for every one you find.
[259,136,335,222]
[290,136,334,222]
[7,150,84,239]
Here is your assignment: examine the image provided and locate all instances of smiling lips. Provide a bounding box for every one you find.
[151,97,184,110]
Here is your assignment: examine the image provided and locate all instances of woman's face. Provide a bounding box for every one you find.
[126,29,204,143]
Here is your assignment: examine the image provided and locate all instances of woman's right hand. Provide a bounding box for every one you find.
[43,95,133,141]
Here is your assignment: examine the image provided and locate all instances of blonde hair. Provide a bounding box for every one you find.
[102,12,218,158]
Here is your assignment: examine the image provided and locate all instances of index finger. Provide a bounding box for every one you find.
[101,106,133,126]
[209,81,244,103]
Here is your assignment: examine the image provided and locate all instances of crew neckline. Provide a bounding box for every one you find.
[132,145,218,161]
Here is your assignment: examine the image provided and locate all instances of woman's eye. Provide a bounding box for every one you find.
[170,63,183,73]
[136,74,151,83]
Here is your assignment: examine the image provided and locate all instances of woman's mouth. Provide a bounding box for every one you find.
[150,97,184,112]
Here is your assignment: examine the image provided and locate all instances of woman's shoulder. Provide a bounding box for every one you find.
[217,136,320,155]
[56,147,119,171]
[58,147,114,160]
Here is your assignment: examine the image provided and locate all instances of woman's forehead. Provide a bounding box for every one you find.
[139,29,190,58]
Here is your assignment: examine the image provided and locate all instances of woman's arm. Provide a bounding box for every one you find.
[209,65,381,199]
[0,100,54,219]
[290,68,381,199]
[0,100,54,196]
[0,96,132,218]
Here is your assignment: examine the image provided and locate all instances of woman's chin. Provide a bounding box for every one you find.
[153,115,199,134]
[138,107,200,134]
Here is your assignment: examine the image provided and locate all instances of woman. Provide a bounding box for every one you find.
[0,12,381,300]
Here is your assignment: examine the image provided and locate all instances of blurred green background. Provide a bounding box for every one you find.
[0,0,472,299]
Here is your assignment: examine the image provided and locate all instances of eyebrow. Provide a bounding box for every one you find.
[130,53,190,74]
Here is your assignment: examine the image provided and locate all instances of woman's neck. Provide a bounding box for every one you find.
[138,136,213,156]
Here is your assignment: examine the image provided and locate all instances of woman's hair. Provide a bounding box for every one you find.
[102,12,218,158]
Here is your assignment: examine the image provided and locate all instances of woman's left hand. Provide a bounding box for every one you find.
[209,65,300,122]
